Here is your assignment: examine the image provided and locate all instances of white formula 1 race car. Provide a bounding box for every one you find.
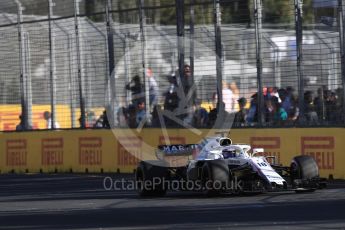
[135,137,326,196]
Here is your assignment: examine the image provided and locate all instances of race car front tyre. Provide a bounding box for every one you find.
[291,155,319,191]
[201,160,229,196]
[136,161,167,197]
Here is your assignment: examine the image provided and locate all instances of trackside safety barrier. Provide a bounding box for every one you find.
[0,128,344,179]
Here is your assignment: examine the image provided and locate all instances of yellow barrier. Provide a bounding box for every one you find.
[0,128,344,179]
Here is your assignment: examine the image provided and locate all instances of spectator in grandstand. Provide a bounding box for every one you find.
[288,94,300,125]
[230,82,240,112]
[43,111,60,129]
[268,87,281,102]
[246,93,258,124]
[93,115,104,128]
[136,101,146,127]
[264,97,276,125]
[208,92,218,127]
[207,92,230,128]
[304,91,319,125]
[222,81,234,113]
[126,75,144,106]
[263,87,268,98]
[116,107,128,128]
[264,87,270,98]
[86,111,96,128]
[16,115,25,131]
[212,81,237,114]
[233,97,248,127]
[286,86,295,98]
[102,110,110,128]
[314,87,326,122]
[208,108,217,128]
[278,88,291,115]
[273,97,288,125]
[83,111,108,128]
[164,75,179,111]
[178,64,197,125]
[16,115,32,131]
[335,88,344,122]
[164,75,179,127]
[180,64,197,106]
[325,91,337,124]
[146,68,159,111]
[192,99,209,128]
[151,105,162,128]
[127,104,137,128]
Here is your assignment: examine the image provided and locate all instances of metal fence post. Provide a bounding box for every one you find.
[190,0,195,80]
[14,0,30,130]
[48,0,57,129]
[176,0,185,84]
[138,0,151,125]
[295,0,304,123]
[68,38,77,128]
[106,0,116,127]
[23,32,32,129]
[124,34,132,107]
[214,0,224,112]
[338,0,345,124]
[104,0,110,107]
[254,0,264,126]
[74,0,86,128]
[240,36,249,97]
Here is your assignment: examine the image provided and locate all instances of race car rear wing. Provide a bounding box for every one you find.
[157,144,199,156]
[156,144,199,165]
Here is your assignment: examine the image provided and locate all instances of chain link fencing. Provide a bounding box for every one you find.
[0,0,344,131]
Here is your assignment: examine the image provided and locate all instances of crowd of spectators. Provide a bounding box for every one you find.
[16,68,343,130]
[80,66,344,129]
[233,86,344,127]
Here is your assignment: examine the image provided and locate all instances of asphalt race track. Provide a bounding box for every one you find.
[0,174,345,230]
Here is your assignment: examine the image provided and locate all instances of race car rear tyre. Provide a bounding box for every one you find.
[136,161,167,197]
[201,160,229,196]
[291,155,319,192]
